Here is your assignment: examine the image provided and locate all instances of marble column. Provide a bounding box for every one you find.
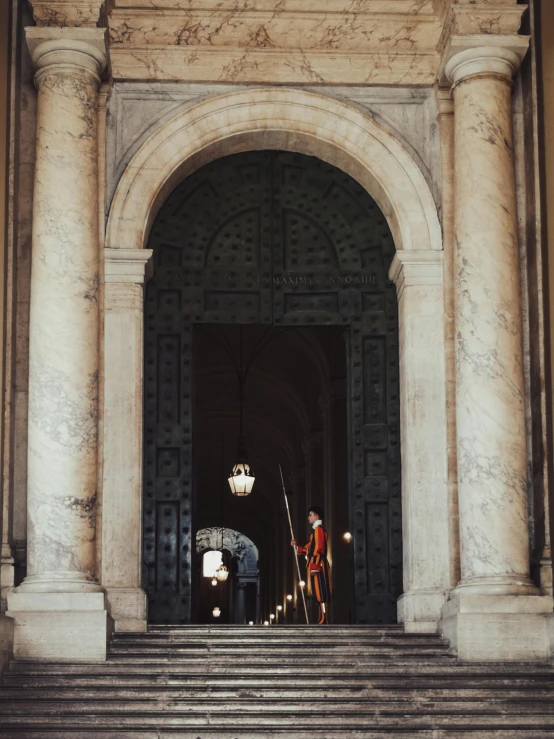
[440,43,553,661]
[7,28,110,661]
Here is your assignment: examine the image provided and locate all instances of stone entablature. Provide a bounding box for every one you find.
[27,0,528,86]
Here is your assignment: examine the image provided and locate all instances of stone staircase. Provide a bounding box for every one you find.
[1,625,554,738]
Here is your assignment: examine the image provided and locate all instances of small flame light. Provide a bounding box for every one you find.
[248,621,254,625]
[264,620,269,626]
[343,532,352,542]
[216,564,229,582]
[299,580,306,588]
[277,605,283,612]
[286,594,293,601]
[211,578,217,586]
[269,613,275,621]
[212,606,221,618]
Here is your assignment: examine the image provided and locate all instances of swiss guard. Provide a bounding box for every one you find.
[291,506,332,625]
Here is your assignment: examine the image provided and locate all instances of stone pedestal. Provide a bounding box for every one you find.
[440,40,553,661]
[7,27,110,661]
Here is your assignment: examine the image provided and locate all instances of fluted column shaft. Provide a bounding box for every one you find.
[447,48,536,596]
[22,29,106,593]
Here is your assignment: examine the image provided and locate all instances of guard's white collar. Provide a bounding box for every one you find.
[312,519,323,529]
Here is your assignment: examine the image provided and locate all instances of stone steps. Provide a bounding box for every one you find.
[1,625,554,738]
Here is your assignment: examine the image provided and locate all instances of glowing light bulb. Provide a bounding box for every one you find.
[343,531,352,542]
[269,613,275,620]
[212,606,221,618]
[264,620,269,626]
[211,578,217,586]
[299,580,306,588]
[277,605,283,611]
[248,621,254,625]
[286,594,293,601]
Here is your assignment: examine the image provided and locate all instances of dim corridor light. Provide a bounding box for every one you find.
[277,605,283,611]
[286,594,293,601]
[343,531,352,542]
[228,438,255,496]
[212,607,221,618]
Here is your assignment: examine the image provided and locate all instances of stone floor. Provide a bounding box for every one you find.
[1,625,554,737]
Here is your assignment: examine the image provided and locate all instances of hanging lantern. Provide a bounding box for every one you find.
[228,436,255,496]
[216,564,229,582]
[211,577,218,586]
[212,606,221,618]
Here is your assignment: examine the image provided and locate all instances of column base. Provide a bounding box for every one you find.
[397,590,448,633]
[7,591,113,661]
[440,593,553,661]
[105,587,147,632]
[0,614,14,672]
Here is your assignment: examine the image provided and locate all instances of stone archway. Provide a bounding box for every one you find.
[196,528,259,625]
[101,87,452,634]
[196,528,259,576]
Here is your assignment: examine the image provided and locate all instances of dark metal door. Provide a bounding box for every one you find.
[143,151,402,624]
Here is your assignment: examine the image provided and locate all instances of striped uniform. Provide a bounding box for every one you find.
[297,523,332,624]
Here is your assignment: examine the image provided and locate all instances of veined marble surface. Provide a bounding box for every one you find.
[105,83,440,209]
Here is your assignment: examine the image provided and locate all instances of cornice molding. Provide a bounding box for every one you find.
[104,248,153,284]
[389,251,444,301]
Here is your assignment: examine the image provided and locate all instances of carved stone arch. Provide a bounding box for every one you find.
[196,528,259,576]
[105,88,442,254]
[101,87,452,634]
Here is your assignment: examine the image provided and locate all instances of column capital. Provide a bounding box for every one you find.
[104,249,154,285]
[442,36,529,87]
[25,27,107,84]
[389,251,443,301]
[435,86,454,117]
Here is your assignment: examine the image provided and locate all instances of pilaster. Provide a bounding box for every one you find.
[389,251,452,633]
[102,248,152,633]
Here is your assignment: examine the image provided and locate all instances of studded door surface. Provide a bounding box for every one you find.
[143,151,402,624]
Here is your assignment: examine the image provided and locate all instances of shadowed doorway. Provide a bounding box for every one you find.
[142,150,402,625]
